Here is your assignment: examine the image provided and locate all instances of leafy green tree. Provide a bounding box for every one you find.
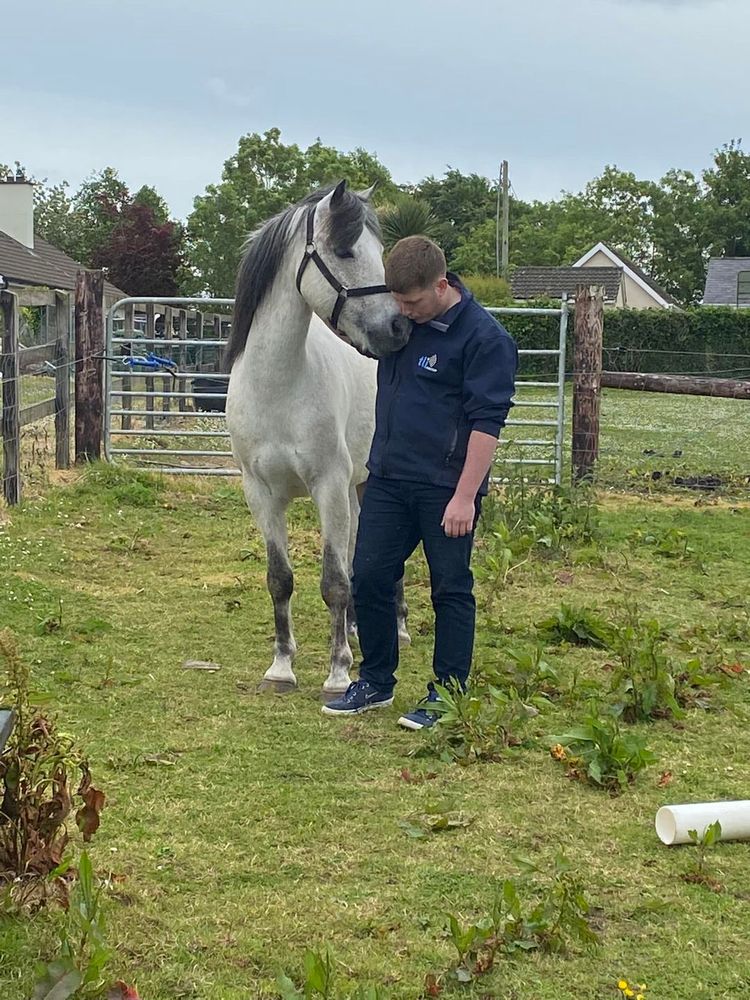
[412,169,497,261]
[187,128,397,295]
[132,184,171,225]
[68,168,130,266]
[34,181,77,254]
[650,169,707,304]
[702,139,750,258]
[579,166,658,267]
[379,196,440,250]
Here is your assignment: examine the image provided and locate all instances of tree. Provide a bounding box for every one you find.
[650,169,707,304]
[93,201,185,296]
[378,196,440,250]
[411,169,497,262]
[68,168,131,267]
[187,128,397,296]
[702,139,750,258]
[579,166,658,267]
[34,181,77,255]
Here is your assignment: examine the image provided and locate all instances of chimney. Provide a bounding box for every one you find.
[0,176,35,249]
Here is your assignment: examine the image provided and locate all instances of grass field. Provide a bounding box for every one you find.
[0,464,749,999]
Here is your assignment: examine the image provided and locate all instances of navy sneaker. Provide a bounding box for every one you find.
[398,684,442,730]
[321,679,394,716]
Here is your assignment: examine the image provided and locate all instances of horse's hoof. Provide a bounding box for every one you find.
[320,688,348,704]
[257,679,298,695]
[398,631,411,648]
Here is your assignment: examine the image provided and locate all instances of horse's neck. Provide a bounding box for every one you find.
[244,243,312,375]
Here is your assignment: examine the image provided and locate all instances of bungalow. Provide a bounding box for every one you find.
[511,241,677,309]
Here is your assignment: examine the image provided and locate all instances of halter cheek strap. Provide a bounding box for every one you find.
[295,203,390,328]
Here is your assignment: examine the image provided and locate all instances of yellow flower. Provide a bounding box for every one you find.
[624,991,635,998]
[617,983,628,991]
[639,988,647,993]
[637,995,645,1000]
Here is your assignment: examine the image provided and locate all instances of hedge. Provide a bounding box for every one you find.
[472,300,750,377]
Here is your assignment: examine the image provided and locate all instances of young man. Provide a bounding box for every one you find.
[322,236,518,728]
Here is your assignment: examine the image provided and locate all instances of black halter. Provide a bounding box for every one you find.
[295,203,390,329]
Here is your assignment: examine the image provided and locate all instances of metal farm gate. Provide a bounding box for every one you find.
[104,297,568,484]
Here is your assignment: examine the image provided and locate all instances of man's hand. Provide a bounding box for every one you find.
[441,493,476,538]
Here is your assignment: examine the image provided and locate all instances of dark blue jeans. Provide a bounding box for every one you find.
[352,475,481,694]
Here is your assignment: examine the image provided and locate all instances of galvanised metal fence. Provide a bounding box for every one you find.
[105,297,569,485]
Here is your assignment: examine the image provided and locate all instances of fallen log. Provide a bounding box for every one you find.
[601,371,750,400]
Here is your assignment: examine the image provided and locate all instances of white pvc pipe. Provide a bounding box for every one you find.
[655,800,750,845]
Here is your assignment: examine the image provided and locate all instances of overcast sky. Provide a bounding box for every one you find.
[3,0,747,220]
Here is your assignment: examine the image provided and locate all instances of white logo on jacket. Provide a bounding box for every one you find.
[417,354,438,373]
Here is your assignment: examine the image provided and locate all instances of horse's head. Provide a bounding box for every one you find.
[297,180,410,359]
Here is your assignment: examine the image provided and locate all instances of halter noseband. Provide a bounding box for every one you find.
[295,203,390,329]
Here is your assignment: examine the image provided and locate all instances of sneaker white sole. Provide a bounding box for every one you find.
[397,715,427,730]
[321,697,394,716]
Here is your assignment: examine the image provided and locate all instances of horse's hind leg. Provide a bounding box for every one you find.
[314,475,355,697]
[346,484,361,641]
[242,477,297,693]
[396,577,411,648]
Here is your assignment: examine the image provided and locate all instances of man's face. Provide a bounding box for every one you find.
[391,277,450,324]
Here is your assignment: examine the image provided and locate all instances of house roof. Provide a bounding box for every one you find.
[702,257,750,305]
[511,265,623,303]
[573,241,678,307]
[0,229,125,301]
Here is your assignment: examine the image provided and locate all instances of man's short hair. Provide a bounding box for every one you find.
[384,236,447,294]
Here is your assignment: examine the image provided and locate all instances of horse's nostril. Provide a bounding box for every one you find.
[392,316,409,336]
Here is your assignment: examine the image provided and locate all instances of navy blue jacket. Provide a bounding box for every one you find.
[366,278,518,495]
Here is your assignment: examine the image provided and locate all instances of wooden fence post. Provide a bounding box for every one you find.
[1,290,21,504]
[54,291,71,469]
[572,284,604,483]
[74,270,104,463]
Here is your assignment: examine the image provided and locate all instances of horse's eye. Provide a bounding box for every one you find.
[335,248,354,260]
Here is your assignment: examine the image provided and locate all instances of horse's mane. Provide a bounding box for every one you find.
[225,184,380,371]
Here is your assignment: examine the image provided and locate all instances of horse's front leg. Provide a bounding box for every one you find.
[314,476,355,697]
[242,477,298,693]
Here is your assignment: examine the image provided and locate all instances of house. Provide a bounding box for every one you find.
[701,258,750,307]
[573,242,677,309]
[0,176,124,311]
[510,265,625,306]
[510,241,677,309]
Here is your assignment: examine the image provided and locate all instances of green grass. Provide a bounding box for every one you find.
[0,466,749,999]
[503,385,749,491]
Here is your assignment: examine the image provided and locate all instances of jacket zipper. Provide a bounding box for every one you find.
[381,363,400,478]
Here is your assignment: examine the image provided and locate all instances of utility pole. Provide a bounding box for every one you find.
[495,164,501,277]
[501,159,509,278]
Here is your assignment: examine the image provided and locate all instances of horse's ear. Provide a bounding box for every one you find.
[358,181,378,201]
[330,179,348,207]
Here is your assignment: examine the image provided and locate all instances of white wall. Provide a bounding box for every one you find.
[0,181,34,248]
